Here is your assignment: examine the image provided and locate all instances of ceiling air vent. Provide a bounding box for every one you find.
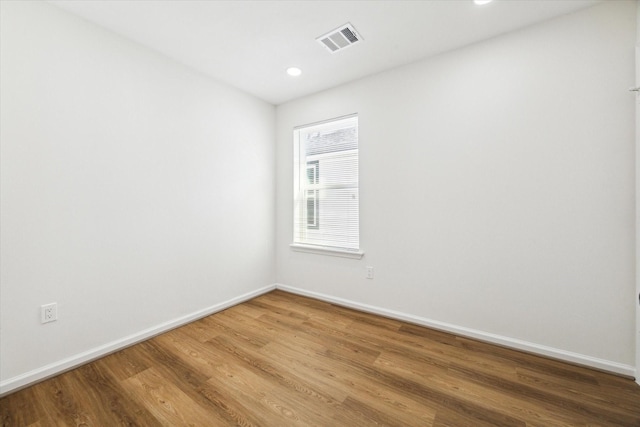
[316,23,362,53]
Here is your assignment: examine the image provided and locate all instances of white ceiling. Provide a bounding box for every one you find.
[49,0,601,105]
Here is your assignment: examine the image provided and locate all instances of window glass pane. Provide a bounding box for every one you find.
[293,115,359,251]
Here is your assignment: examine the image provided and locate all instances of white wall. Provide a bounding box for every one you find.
[0,1,275,391]
[635,0,640,384]
[276,0,637,373]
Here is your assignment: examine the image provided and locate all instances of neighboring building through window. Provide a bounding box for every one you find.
[293,115,359,252]
[306,160,319,230]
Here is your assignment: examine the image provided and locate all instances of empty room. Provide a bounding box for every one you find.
[1,0,640,425]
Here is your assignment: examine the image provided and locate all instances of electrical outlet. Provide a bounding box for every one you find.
[41,303,57,324]
[366,266,374,279]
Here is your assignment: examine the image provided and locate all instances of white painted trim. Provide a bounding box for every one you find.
[275,283,636,378]
[2,281,633,397]
[0,284,276,397]
[289,243,364,259]
[635,39,640,387]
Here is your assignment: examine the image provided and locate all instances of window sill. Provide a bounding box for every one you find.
[289,243,364,259]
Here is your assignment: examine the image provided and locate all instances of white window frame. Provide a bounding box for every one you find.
[290,114,364,259]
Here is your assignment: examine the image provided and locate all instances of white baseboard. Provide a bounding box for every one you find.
[2,282,634,397]
[275,283,636,379]
[0,284,276,397]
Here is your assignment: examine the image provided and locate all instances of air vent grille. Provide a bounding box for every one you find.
[317,23,362,53]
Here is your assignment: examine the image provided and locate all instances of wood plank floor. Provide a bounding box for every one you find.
[1,290,639,426]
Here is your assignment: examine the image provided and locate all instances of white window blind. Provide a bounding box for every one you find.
[293,115,359,252]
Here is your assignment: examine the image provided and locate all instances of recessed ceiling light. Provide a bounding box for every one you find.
[286,67,302,77]
[474,0,493,5]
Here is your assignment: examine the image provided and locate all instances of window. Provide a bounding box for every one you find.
[292,115,362,257]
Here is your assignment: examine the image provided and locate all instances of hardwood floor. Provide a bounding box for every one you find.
[1,290,639,426]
